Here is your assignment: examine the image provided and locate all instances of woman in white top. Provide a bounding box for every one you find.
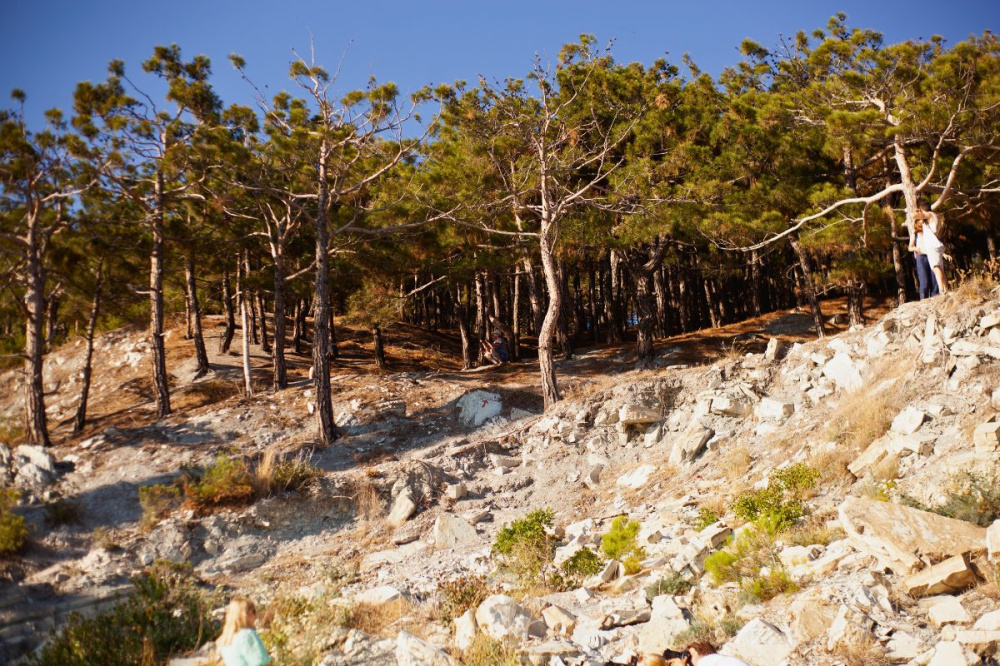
[914,200,948,295]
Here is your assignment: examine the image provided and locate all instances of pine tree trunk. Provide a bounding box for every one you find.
[312,140,338,445]
[292,298,304,355]
[271,258,287,389]
[24,221,50,446]
[185,252,210,378]
[702,274,720,328]
[523,256,544,336]
[150,167,171,418]
[373,325,387,370]
[607,250,624,344]
[512,271,522,359]
[789,235,826,338]
[257,292,271,354]
[987,235,998,263]
[538,222,562,409]
[74,261,104,434]
[328,298,339,361]
[847,282,866,327]
[219,268,236,354]
[45,288,60,350]
[456,288,475,370]
[240,290,253,397]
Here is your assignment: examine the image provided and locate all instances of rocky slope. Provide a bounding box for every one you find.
[2,288,1000,665]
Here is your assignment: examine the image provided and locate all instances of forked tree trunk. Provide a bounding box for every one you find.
[74,261,104,434]
[150,166,171,418]
[185,252,210,378]
[219,268,236,354]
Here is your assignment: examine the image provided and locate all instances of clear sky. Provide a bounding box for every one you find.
[1,0,997,129]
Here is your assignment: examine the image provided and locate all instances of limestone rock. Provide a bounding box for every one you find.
[616,465,657,489]
[764,337,786,361]
[454,609,477,651]
[395,630,456,666]
[974,610,1000,631]
[360,541,427,573]
[755,398,794,422]
[974,422,1000,452]
[710,395,750,417]
[475,595,538,642]
[905,554,979,597]
[433,513,479,550]
[847,437,890,478]
[838,497,987,573]
[789,592,838,643]
[927,640,978,666]
[444,483,467,501]
[13,444,57,488]
[891,407,926,435]
[668,427,714,465]
[823,352,864,392]
[928,595,971,627]
[387,490,418,528]
[519,640,581,665]
[637,596,690,654]
[619,404,660,425]
[956,630,1000,655]
[885,631,922,662]
[457,390,503,427]
[541,605,576,636]
[355,586,404,606]
[723,619,792,666]
[826,605,874,651]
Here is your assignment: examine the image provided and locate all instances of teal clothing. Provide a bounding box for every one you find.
[219,628,270,666]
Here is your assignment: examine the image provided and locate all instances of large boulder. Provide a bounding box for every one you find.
[905,554,979,597]
[13,444,58,488]
[838,497,987,573]
[456,391,503,427]
[619,404,660,426]
[475,595,540,642]
[395,630,456,666]
[822,352,864,392]
[723,619,792,666]
[636,596,690,654]
[432,513,480,550]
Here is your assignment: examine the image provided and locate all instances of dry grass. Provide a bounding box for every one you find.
[968,562,1000,602]
[719,442,754,483]
[460,634,520,666]
[339,599,411,637]
[352,477,386,521]
[250,448,320,498]
[951,257,1000,307]
[831,636,893,666]
[871,455,900,483]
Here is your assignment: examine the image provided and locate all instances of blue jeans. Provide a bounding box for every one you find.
[915,253,938,299]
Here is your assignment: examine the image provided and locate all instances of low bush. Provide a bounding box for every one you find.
[252,449,321,498]
[600,516,647,574]
[644,571,694,602]
[44,497,83,526]
[674,613,745,646]
[23,561,217,666]
[733,463,818,530]
[694,507,721,531]
[138,483,182,530]
[934,470,1000,527]
[493,509,556,579]
[741,568,798,603]
[183,454,254,510]
[461,634,520,666]
[559,548,605,587]
[0,489,28,556]
[438,574,499,621]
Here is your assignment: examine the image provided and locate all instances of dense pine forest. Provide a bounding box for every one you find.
[3,16,999,448]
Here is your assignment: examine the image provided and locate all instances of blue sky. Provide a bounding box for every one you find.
[1,1,997,129]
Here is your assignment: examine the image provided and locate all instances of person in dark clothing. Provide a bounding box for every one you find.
[481,330,510,365]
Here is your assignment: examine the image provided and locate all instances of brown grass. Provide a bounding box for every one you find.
[831,636,893,666]
[339,599,411,636]
[719,442,754,484]
[353,477,386,521]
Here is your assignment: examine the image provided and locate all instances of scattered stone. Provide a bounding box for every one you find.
[616,465,657,489]
[823,352,864,392]
[12,444,58,488]
[724,618,792,666]
[764,338,786,361]
[395,629,456,666]
[387,490,418,528]
[839,497,987,573]
[354,586,404,606]
[974,422,1000,452]
[432,513,480,550]
[905,554,979,597]
[928,596,971,627]
[444,483,467,501]
[974,610,1000,631]
[981,312,1000,329]
[927,640,978,666]
[710,395,750,417]
[489,454,521,471]
[360,541,428,573]
[637,596,690,654]
[826,605,874,651]
[956,630,1000,655]
[668,427,714,465]
[886,631,921,662]
[454,609,477,651]
[619,404,660,426]
[519,640,581,665]
[541,605,576,636]
[456,390,503,427]
[475,595,539,642]
[755,398,794,422]
[891,407,927,435]
[789,593,839,643]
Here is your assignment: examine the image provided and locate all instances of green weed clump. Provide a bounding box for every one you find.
[741,569,798,603]
[601,516,647,574]
[492,509,557,578]
[559,548,605,587]
[23,562,217,666]
[695,507,721,531]
[438,574,499,621]
[0,489,28,556]
[183,454,254,510]
[461,634,520,666]
[138,483,182,530]
[644,571,694,602]
[933,470,1000,527]
[44,497,83,526]
[734,463,818,530]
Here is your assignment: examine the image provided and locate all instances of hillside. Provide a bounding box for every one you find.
[2,285,1000,666]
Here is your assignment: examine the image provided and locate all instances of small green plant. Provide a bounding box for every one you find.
[933,470,1000,527]
[44,497,82,526]
[461,634,520,666]
[644,571,694,602]
[600,516,647,574]
[695,507,721,531]
[741,569,798,603]
[703,523,780,585]
[734,463,819,530]
[23,562,217,666]
[0,489,28,556]
[559,548,605,586]
[138,483,182,530]
[438,574,499,621]
[183,454,253,511]
[492,509,556,578]
[675,613,745,646]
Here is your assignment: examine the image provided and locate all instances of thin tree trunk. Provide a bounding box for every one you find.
[74,261,104,434]
[373,325,386,370]
[328,297,339,361]
[219,268,236,354]
[607,250,624,344]
[789,234,826,338]
[257,292,271,354]
[456,288,475,370]
[988,235,998,263]
[271,259,287,389]
[150,166,171,418]
[45,286,61,350]
[185,252,210,378]
[240,290,253,397]
[512,271,522,360]
[538,219,562,408]
[24,219,50,446]
[292,298,304,355]
[312,140,338,445]
[523,256,544,335]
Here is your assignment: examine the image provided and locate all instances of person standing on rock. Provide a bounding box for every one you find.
[914,199,948,295]
[217,596,271,666]
[905,210,938,300]
[683,641,750,666]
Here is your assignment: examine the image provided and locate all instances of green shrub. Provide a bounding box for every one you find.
[461,634,520,666]
[23,562,217,666]
[741,569,798,603]
[183,454,254,511]
[138,483,182,530]
[733,463,818,530]
[44,497,82,526]
[600,516,647,571]
[695,507,721,531]
[703,524,780,585]
[493,509,556,578]
[644,571,694,602]
[675,613,745,646]
[438,574,499,621]
[559,548,605,586]
[0,489,28,556]
[934,470,1000,527]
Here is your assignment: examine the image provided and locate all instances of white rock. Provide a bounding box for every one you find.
[974,422,1000,452]
[891,407,927,435]
[974,610,1000,631]
[616,465,657,489]
[355,586,404,606]
[619,404,660,425]
[395,629,456,666]
[822,352,864,392]
[826,605,873,651]
[927,640,977,666]
[444,483,467,501]
[637,596,691,654]
[541,605,577,636]
[928,596,971,627]
[755,398,794,421]
[886,631,921,662]
[475,595,537,642]
[454,609,477,651]
[387,490,418,527]
[723,618,792,666]
[456,390,503,427]
[764,338,786,361]
[433,513,480,550]
[981,312,1000,329]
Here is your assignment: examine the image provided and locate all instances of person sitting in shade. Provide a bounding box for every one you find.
[480,330,510,365]
[217,596,270,666]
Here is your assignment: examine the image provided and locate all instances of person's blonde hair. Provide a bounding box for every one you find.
[640,654,670,666]
[217,596,256,648]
